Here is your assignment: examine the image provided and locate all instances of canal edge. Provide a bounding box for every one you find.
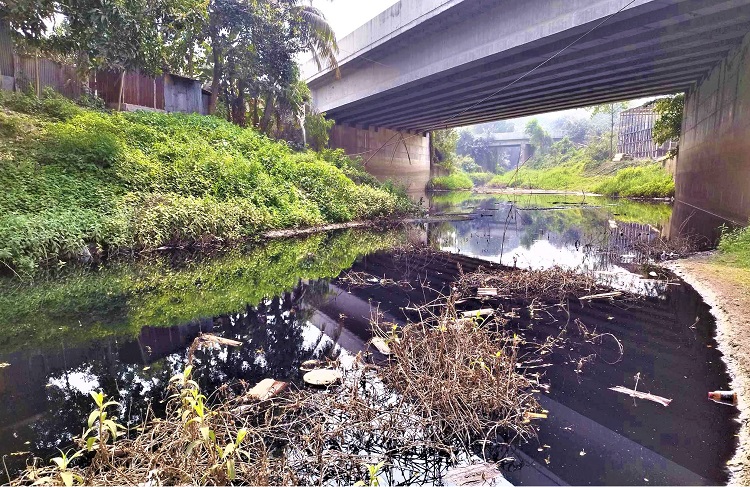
[665,254,748,486]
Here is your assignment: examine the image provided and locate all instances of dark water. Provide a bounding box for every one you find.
[0,192,737,485]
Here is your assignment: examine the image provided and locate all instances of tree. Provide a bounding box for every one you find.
[652,94,684,146]
[431,128,459,169]
[587,101,629,159]
[552,117,591,144]
[1,0,179,75]
[525,119,552,159]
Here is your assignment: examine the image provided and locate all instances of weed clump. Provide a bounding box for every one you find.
[0,93,414,272]
[11,323,542,486]
[487,162,674,198]
[428,171,474,190]
[718,224,750,268]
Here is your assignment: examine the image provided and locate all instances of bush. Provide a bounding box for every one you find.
[428,172,474,190]
[467,172,494,186]
[718,224,750,268]
[0,96,414,271]
[593,165,674,197]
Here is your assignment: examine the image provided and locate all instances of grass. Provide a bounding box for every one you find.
[427,171,473,190]
[488,162,674,198]
[0,90,414,272]
[717,224,750,268]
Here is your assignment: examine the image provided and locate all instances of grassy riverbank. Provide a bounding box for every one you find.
[718,224,750,268]
[487,163,675,198]
[0,91,413,272]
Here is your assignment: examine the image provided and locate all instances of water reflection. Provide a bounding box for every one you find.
[0,195,738,486]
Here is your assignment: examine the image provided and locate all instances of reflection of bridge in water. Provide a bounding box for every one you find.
[0,248,736,485]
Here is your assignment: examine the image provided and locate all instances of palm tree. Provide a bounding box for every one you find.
[292,3,340,77]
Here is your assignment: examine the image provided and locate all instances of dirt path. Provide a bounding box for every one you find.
[666,254,750,485]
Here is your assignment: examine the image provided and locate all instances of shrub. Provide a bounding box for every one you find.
[428,172,474,190]
[467,172,494,186]
[718,224,750,268]
[593,165,674,197]
[0,95,414,271]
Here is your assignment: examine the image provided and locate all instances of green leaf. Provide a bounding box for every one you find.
[90,391,104,407]
[86,437,96,452]
[226,458,235,481]
[235,427,247,446]
[60,471,74,487]
[200,426,211,442]
[184,439,201,456]
[222,442,234,460]
[51,457,65,469]
[87,410,99,428]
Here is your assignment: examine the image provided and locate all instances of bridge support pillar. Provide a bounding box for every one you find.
[672,31,750,241]
[329,124,430,199]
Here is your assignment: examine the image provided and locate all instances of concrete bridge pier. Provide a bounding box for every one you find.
[329,124,431,200]
[671,30,750,241]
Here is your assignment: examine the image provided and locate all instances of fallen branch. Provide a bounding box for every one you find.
[609,386,672,407]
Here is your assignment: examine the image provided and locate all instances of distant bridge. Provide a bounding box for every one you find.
[305,0,750,231]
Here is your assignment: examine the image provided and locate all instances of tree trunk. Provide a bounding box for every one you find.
[233,80,246,127]
[209,46,221,114]
[259,92,275,134]
[118,70,125,111]
[251,98,260,128]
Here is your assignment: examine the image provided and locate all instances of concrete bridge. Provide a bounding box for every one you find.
[305,0,750,229]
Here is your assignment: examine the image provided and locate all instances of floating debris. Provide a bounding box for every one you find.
[609,385,672,406]
[370,337,392,355]
[459,308,494,318]
[443,462,510,486]
[578,291,623,301]
[708,390,737,406]
[477,287,498,297]
[303,369,343,386]
[245,378,288,402]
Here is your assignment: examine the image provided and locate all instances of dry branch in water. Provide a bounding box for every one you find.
[13,303,543,487]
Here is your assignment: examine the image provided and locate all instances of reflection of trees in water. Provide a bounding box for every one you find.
[192,279,339,391]
[17,280,337,473]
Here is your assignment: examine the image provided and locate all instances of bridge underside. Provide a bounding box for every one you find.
[310,0,750,133]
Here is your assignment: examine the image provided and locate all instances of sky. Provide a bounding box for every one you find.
[309,0,399,38]
[306,0,660,129]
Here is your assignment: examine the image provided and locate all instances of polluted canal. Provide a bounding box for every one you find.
[0,192,737,485]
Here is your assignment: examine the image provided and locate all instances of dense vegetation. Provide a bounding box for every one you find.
[488,162,675,197]
[2,0,338,140]
[428,172,474,190]
[718,224,750,268]
[0,91,412,272]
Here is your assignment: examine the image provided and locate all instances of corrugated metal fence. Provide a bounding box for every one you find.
[0,21,206,114]
[617,107,674,159]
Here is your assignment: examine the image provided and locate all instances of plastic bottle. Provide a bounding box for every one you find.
[708,390,737,405]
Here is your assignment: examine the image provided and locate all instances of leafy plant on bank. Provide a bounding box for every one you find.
[718,223,750,268]
[652,94,685,153]
[428,171,473,190]
[0,92,414,272]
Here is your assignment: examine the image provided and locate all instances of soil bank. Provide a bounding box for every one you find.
[666,254,750,485]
